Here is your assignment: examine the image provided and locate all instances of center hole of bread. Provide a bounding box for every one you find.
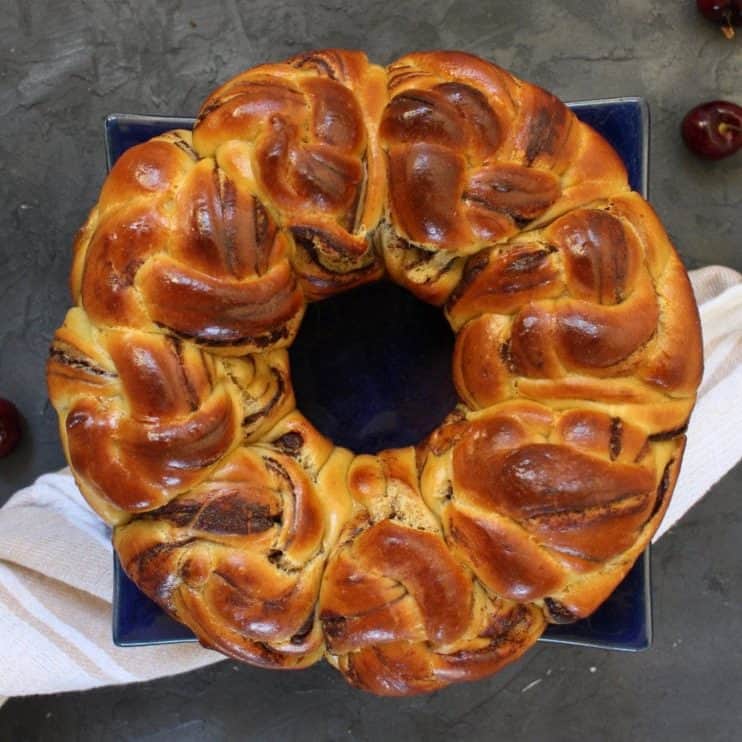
[290,280,458,454]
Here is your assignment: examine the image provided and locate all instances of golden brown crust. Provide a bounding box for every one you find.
[113,442,338,668]
[47,50,702,696]
[377,51,629,304]
[416,395,689,622]
[319,448,546,695]
[449,193,703,413]
[192,49,386,300]
[47,308,293,523]
[72,131,306,354]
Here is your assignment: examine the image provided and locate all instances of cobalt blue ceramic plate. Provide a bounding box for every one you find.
[108,97,652,652]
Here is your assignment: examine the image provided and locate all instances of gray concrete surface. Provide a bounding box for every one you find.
[0,0,740,739]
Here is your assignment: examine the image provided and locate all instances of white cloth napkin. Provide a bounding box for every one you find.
[0,265,740,699]
[655,265,742,539]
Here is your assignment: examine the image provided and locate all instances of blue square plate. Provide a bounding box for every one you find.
[109,97,652,652]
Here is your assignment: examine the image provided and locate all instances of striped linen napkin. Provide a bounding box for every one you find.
[0,265,740,699]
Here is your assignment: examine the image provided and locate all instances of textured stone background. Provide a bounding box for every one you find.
[0,0,740,739]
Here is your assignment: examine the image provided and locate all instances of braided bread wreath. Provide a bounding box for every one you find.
[47,50,702,696]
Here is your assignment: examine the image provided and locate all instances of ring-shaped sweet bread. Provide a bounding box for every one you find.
[47,50,702,696]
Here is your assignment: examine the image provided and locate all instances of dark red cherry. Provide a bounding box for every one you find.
[696,0,741,38]
[682,101,742,159]
[0,398,22,458]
